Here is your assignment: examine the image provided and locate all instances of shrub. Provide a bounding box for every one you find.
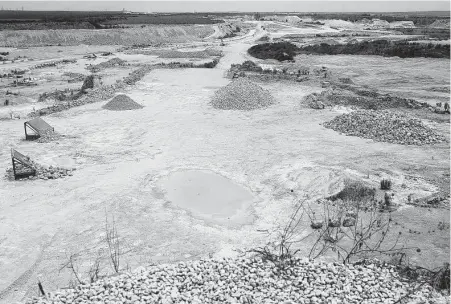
[203,58,219,68]
[298,40,450,59]
[328,180,376,206]
[248,42,299,61]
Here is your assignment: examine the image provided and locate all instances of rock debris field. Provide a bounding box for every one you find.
[210,78,275,110]
[323,110,446,145]
[24,257,435,304]
[102,94,144,111]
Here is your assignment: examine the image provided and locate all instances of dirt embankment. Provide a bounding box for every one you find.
[0,25,214,47]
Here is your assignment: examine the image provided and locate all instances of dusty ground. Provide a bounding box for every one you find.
[0,21,449,304]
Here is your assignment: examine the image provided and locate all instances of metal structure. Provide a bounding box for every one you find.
[24,117,54,140]
[10,148,36,180]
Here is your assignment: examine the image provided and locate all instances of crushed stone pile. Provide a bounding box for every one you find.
[34,164,75,180]
[211,78,275,110]
[88,57,127,72]
[102,94,144,111]
[36,130,61,143]
[23,257,437,304]
[6,158,74,181]
[304,88,431,110]
[323,110,446,145]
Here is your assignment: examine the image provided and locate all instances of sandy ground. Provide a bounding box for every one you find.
[0,22,449,304]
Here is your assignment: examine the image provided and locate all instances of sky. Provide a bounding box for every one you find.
[0,1,449,13]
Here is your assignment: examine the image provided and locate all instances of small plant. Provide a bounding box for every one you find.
[105,213,121,273]
[381,179,392,190]
[251,199,311,270]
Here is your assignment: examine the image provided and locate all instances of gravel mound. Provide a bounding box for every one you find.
[6,156,74,181]
[304,88,431,110]
[102,94,143,111]
[324,110,446,145]
[211,78,275,110]
[36,129,61,143]
[89,57,127,71]
[23,257,436,304]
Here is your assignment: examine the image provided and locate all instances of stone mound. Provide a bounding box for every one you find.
[6,155,74,181]
[23,257,436,304]
[102,94,143,111]
[211,78,275,110]
[323,110,446,145]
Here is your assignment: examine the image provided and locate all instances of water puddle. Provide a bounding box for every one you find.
[158,170,255,226]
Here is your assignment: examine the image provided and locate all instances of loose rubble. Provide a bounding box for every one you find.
[323,110,446,145]
[35,130,62,143]
[87,57,127,72]
[102,94,144,111]
[6,158,74,181]
[211,78,275,110]
[23,257,438,304]
[304,88,432,110]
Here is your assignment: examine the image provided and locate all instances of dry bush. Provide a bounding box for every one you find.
[251,201,311,270]
[105,213,121,273]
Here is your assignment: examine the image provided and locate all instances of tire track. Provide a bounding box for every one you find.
[0,233,57,303]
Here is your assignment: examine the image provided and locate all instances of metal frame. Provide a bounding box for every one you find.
[24,117,54,140]
[11,148,36,180]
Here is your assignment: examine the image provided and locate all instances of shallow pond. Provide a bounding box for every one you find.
[159,170,256,226]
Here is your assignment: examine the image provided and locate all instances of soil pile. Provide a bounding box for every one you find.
[23,257,437,304]
[323,110,446,145]
[211,78,275,110]
[102,94,144,111]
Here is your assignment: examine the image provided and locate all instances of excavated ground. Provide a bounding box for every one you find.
[0,21,449,304]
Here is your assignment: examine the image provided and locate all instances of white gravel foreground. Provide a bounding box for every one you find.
[24,257,437,304]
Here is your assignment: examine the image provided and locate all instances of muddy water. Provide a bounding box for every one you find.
[159,170,256,226]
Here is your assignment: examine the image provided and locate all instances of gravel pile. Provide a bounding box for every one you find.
[304,88,431,111]
[211,78,275,110]
[123,65,154,85]
[33,164,75,180]
[102,94,144,111]
[36,130,61,143]
[24,257,436,304]
[6,158,74,181]
[88,57,127,72]
[323,110,446,145]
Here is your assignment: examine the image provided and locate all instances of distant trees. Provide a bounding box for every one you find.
[298,40,450,59]
[248,42,299,61]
